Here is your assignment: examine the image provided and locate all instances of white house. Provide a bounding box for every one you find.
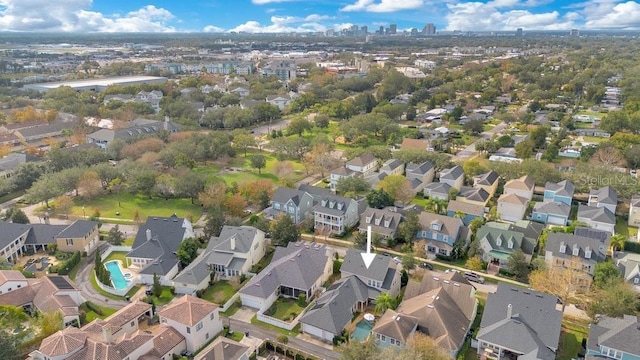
[497,193,529,222]
[159,295,223,353]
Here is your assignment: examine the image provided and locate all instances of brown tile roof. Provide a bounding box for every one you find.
[504,175,535,191]
[0,284,35,306]
[0,270,26,284]
[147,326,185,358]
[195,337,250,360]
[498,193,529,206]
[38,327,88,357]
[159,295,219,327]
[447,200,484,216]
[346,153,377,167]
[103,301,152,330]
[67,330,155,360]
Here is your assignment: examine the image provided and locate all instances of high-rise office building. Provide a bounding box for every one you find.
[570,29,580,36]
[361,25,368,35]
[516,28,523,37]
[389,24,397,34]
[378,25,384,35]
[423,23,436,35]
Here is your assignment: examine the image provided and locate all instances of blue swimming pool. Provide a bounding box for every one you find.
[105,261,129,290]
[351,320,373,342]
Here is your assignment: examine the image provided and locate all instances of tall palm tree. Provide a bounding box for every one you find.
[453,210,465,219]
[609,234,626,256]
[374,293,395,315]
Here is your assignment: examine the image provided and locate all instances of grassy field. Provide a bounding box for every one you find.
[201,280,241,305]
[266,298,306,321]
[71,194,203,221]
[581,136,608,144]
[615,217,638,239]
[79,302,117,324]
[104,251,129,268]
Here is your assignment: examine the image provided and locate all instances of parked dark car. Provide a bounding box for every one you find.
[419,262,434,270]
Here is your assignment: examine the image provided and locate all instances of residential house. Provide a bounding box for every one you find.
[615,252,640,290]
[0,272,82,327]
[543,180,574,205]
[229,86,250,97]
[126,215,195,285]
[497,193,529,222]
[588,186,618,215]
[266,94,292,110]
[439,165,465,191]
[532,201,571,226]
[0,153,42,180]
[135,90,163,112]
[358,207,404,239]
[266,186,315,224]
[585,315,640,360]
[629,195,640,227]
[544,231,609,279]
[299,276,369,342]
[340,248,402,298]
[476,284,562,360]
[329,167,356,192]
[503,175,535,201]
[417,212,468,258]
[173,226,266,295]
[262,61,297,82]
[195,337,251,360]
[475,222,538,267]
[86,118,179,149]
[577,204,616,235]
[405,161,435,193]
[424,182,452,201]
[457,186,491,207]
[55,220,100,254]
[447,200,484,226]
[159,295,223,353]
[364,171,388,189]
[346,154,378,176]
[15,121,72,143]
[29,301,168,360]
[373,271,477,356]
[379,159,405,176]
[313,194,360,235]
[239,242,332,311]
[473,170,500,197]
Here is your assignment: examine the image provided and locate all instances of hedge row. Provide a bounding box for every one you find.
[625,241,640,254]
[52,251,81,275]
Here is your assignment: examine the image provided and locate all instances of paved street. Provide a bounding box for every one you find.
[453,121,507,161]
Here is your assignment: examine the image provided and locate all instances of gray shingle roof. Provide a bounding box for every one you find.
[240,242,330,299]
[127,215,188,276]
[418,212,463,238]
[0,153,41,172]
[458,186,490,203]
[476,225,528,255]
[313,194,354,216]
[545,180,575,197]
[406,161,434,176]
[346,154,377,167]
[272,187,308,206]
[25,224,67,245]
[478,284,562,355]
[380,159,404,174]
[577,205,616,224]
[589,186,617,206]
[299,276,369,334]
[574,227,611,242]
[533,201,571,217]
[587,315,640,357]
[56,220,97,239]
[208,226,261,254]
[0,222,32,250]
[358,207,403,238]
[340,248,396,285]
[474,170,499,186]
[424,182,451,195]
[440,165,464,181]
[545,232,609,263]
[447,200,484,216]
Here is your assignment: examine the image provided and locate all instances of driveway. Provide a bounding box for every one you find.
[453,121,507,162]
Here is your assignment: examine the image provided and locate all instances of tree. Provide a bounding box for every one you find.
[77,170,103,200]
[107,225,124,246]
[587,280,640,318]
[287,117,313,137]
[609,234,625,254]
[366,189,395,209]
[339,337,378,360]
[593,261,622,289]
[336,176,371,198]
[0,332,21,360]
[250,154,266,174]
[233,132,257,157]
[173,170,206,204]
[37,311,63,337]
[402,253,416,271]
[507,249,530,282]
[398,211,420,244]
[54,195,73,216]
[2,208,29,224]
[374,292,395,315]
[224,193,248,218]
[591,145,627,167]
[198,181,227,210]
[463,119,484,135]
[377,175,414,204]
[465,256,484,271]
[203,207,225,239]
[314,114,330,128]
[529,257,587,312]
[270,214,300,247]
[515,139,535,159]
[176,238,200,267]
[152,273,162,297]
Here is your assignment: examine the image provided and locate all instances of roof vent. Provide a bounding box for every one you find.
[443,280,450,284]
[427,304,434,309]
[432,277,439,281]
[535,294,544,298]
[453,283,460,287]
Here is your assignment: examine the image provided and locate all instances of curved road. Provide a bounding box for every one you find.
[453,121,508,161]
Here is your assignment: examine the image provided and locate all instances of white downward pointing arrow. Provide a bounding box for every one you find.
[361,225,376,269]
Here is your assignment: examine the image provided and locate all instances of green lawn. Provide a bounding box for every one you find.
[250,247,275,274]
[226,331,244,342]
[104,251,129,268]
[71,193,202,222]
[79,302,117,324]
[147,287,174,306]
[615,217,638,239]
[266,298,306,322]
[251,314,301,336]
[220,300,241,317]
[581,136,607,143]
[201,280,241,305]
[558,320,589,360]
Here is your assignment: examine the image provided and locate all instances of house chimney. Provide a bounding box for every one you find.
[102,326,112,344]
[507,304,513,320]
[230,236,236,250]
[146,229,152,241]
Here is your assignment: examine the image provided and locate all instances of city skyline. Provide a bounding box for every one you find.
[0,0,639,34]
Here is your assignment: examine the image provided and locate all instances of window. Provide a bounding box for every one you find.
[66,239,73,246]
[274,203,280,210]
[381,335,386,342]
[206,332,209,340]
[634,278,639,284]
[186,327,190,334]
[196,322,203,332]
[210,313,215,320]
[131,321,134,326]
[288,206,295,214]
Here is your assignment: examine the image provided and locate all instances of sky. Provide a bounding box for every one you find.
[1,0,640,34]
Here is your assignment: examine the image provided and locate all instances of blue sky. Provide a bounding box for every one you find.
[0,0,640,33]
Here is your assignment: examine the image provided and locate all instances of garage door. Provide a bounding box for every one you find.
[240,295,263,309]
[547,215,566,225]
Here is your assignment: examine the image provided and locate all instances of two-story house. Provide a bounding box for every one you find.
[329,167,356,191]
[588,186,618,214]
[577,204,616,235]
[439,165,465,191]
[54,220,100,255]
[615,252,640,290]
[358,207,404,240]
[476,223,531,267]
[340,248,402,298]
[266,186,315,224]
[346,154,378,176]
[405,161,435,193]
[195,337,252,360]
[532,201,571,226]
[629,195,640,227]
[586,315,640,360]
[473,170,500,197]
[173,226,267,295]
[497,193,529,222]
[159,295,223,353]
[476,284,562,360]
[543,180,575,205]
[417,212,468,258]
[379,159,405,176]
[266,94,292,110]
[447,200,484,226]
[503,175,535,201]
[313,194,360,235]
[457,186,491,207]
[545,230,609,279]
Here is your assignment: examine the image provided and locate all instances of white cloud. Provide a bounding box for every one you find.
[251,0,299,4]
[584,1,640,29]
[340,0,424,13]
[230,15,328,33]
[203,25,225,32]
[0,0,176,32]
[444,1,576,31]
